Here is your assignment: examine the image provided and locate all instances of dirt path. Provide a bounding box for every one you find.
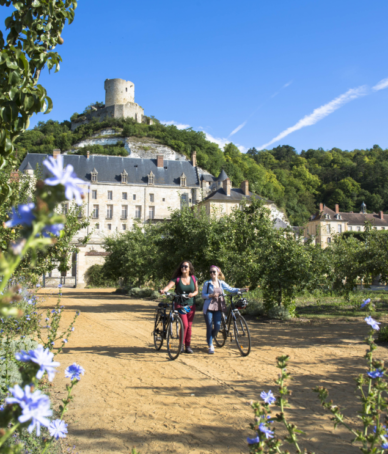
[38,289,388,454]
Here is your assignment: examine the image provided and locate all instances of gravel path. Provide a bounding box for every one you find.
[39,289,388,454]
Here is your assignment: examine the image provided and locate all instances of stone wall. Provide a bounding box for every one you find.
[105,78,135,106]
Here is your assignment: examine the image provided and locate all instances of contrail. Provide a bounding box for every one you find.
[229,80,293,137]
[373,78,388,91]
[258,85,368,150]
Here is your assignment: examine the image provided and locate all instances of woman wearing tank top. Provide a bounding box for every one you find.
[160,260,198,354]
[202,266,248,354]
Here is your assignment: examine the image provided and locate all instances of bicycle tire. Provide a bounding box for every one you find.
[153,312,164,351]
[167,314,183,360]
[215,313,227,348]
[233,314,251,356]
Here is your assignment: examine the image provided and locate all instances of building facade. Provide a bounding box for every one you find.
[306,202,388,248]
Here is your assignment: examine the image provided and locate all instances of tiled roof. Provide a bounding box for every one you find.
[202,187,272,203]
[310,206,388,226]
[19,153,201,187]
[216,169,229,181]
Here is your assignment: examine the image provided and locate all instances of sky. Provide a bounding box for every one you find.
[2,0,388,153]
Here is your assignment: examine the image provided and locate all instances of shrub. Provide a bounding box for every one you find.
[85,264,116,287]
[377,325,388,343]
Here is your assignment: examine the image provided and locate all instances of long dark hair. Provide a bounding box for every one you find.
[171,260,195,279]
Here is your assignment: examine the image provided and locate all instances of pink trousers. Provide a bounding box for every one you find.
[179,305,196,347]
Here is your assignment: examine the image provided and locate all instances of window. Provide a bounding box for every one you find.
[326,224,330,234]
[135,206,142,219]
[133,194,136,201]
[107,205,113,219]
[162,198,165,202]
[121,170,128,184]
[91,168,98,183]
[92,205,99,219]
[383,227,386,230]
[348,226,352,231]
[150,194,154,202]
[122,192,127,200]
[92,190,97,200]
[121,205,128,219]
[107,191,112,200]
[181,194,188,209]
[338,224,342,233]
[315,225,318,234]
[357,226,361,231]
[149,206,155,219]
[107,224,112,231]
[122,224,127,231]
[95,223,99,229]
[148,171,154,185]
[180,172,187,187]
[327,237,331,243]
[61,203,68,215]
[76,206,83,218]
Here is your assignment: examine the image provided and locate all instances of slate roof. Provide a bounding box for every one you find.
[202,187,273,203]
[309,205,388,227]
[273,218,289,229]
[201,174,216,182]
[216,169,229,181]
[19,153,200,187]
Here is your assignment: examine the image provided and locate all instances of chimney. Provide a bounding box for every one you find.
[223,178,231,196]
[335,204,339,214]
[157,155,164,168]
[191,150,197,167]
[86,150,90,159]
[319,203,323,211]
[380,211,384,220]
[53,149,61,159]
[241,180,249,196]
[9,170,19,182]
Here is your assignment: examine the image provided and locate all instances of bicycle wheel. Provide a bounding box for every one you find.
[153,312,164,350]
[233,314,251,356]
[167,314,183,360]
[215,313,227,348]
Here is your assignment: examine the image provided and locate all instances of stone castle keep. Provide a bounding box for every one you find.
[71,78,145,131]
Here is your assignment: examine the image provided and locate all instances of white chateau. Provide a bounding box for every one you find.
[18,78,288,288]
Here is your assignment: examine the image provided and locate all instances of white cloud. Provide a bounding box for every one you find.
[258,85,368,150]
[204,131,246,153]
[161,121,190,130]
[373,78,388,91]
[229,121,247,136]
[283,80,293,88]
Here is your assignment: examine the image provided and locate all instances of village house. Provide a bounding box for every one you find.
[306,202,388,248]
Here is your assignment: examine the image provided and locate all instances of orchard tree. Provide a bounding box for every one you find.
[0,0,77,201]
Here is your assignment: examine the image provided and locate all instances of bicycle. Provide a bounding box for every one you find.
[214,291,251,356]
[153,292,188,360]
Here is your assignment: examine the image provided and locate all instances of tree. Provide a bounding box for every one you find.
[0,0,77,201]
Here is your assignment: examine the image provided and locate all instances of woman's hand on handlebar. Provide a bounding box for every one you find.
[159,289,166,295]
[240,287,249,293]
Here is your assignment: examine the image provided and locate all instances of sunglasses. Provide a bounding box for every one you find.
[210,270,217,274]
[181,265,189,269]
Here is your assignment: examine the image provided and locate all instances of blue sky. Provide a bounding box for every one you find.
[3,0,388,153]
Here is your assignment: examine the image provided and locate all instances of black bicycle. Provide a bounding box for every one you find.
[153,293,188,360]
[214,291,251,356]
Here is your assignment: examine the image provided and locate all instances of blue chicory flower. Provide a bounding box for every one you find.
[51,310,56,314]
[6,385,52,435]
[365,316,381,330]
[247,436,260,444]
[15,345,60,381]
[65,363,85,381]
[42,224,65,237]
[62,339,67,343]
[43,155,87,206]
[5,203,35,228]
[0,404,4,411]
[36,284,41,288]
[260,390,276,405]
[258,423,274,439]
[48,419,68,439]
[71,327,75,331]
[382,443,388,450]
[368,369,385,379]
[361,298,371,308]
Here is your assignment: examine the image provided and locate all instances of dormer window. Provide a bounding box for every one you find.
[148,171,155,186]
[180,173,187,187]
[324,214,331,220]
[334,214,342,220]
[91,168,98,183]
[121,169,128,184]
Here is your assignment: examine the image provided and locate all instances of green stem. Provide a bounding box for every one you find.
[41,436,55,454]
[0,422,20,447]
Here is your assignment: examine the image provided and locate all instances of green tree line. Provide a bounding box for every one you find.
[15,113,388,225]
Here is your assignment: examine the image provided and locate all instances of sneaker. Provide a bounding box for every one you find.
[181,346,185,353]
[186,346,194,354]
[208,345,215,354]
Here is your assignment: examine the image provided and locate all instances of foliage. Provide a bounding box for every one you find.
[85,264,117,288]
[73,141,128,157]
[247,311,388,452]
[0,0,77,201]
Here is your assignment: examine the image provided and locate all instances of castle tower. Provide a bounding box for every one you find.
[104,78,135,106]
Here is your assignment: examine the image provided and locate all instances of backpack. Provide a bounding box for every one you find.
[206,280,223,295]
